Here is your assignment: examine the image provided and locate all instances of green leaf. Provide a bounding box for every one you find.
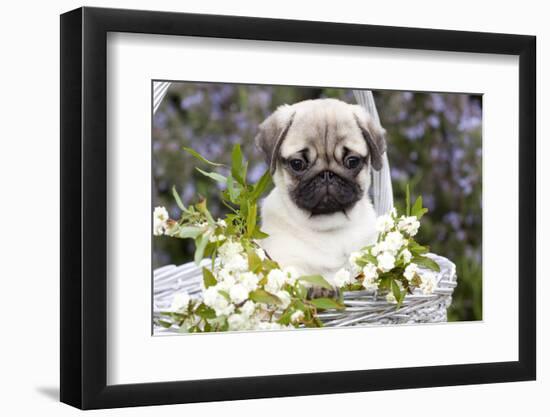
[218,290,231,301]
[412,256,441,272]
[157,320,172,328]
[241,161,249,185]
[176,226,202,239]
[172,186,186,211]
[310,298,345,310]
[183,146,224,167]
[195,303,216,319]
[298,275,333,290]
[378,275,391,290]
[231,144,245,185]
[277,309,293,325]
[296,284,308,300]
[246,201,257,237]
[391,280,402,303]
[408,240,429,255]
[226,175,241,202]
[194,234,208,264]
[411,196,428,219]
[247,248,263,273]
[249,170,272,201]
[348,282,365,291]
[196,199,215,224]
[251,228,270,240]
[405,183,411,216]
[196,167,227,183]
[218,318,229,332]
[202,267,217,288]
[360,253,378,265]
[249,289,281,305]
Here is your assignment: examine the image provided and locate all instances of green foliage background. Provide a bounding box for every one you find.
[153,82,482,322]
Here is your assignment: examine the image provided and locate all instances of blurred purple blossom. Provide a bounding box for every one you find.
[180,91,204,109]
[247,162,268,183]
[403,123,425,141]
[430,94,446,112]
[427,114,440,128]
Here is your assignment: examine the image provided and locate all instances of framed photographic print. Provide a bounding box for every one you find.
[60,6,536,410]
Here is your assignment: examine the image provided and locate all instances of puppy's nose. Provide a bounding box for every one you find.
[321,171,335,181]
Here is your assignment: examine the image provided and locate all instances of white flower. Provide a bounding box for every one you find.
[276,290,291,309]
[209,234,226,242]
[362,277,378,291]
[255,322,285,331]
[400,248,412,264]
[266,269,286,293]
[334,268,352,287]
[217,268,236,286]
[390,207,397,218]
[362,261,379,291]
[153,206,169,236]
[404,263,419,281]
[398,216,420,236]
[377,252,396,272]
[283,266,300,284]
[291,310,305,323]
[203,286,234,316]
[202,286,219,306]
[227,313,248,330]
[255,247,267,261]
[154,206,169,222]
[238,272,260,292]
[170,291,190,312]
[163,221,178,236]
[240,300,256,317]
[386,292,397,303]
[217,219,227,228]
[420,272,437,294]
[376,214,394,233]
[371,240,392,256]
[229,283,250,304]
[363,263,378,281]
[385,231,405,252]
[224,254,248,273]
[218,240,244,262]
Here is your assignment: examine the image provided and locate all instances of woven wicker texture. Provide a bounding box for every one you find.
[153,254,457,334]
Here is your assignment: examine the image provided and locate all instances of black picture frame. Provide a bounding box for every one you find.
[60,6,536,410]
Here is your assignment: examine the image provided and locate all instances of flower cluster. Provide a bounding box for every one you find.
[333,192,440,306]
[158,233,344,332]
[155,144,345,332]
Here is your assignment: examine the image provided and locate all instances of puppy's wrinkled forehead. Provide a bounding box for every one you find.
[280,100,367,162]
[254,98,386,174]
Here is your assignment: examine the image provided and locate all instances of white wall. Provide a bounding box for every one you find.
[0,0,545,415]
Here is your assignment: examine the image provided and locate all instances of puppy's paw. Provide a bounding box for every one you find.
[307,286,340,300]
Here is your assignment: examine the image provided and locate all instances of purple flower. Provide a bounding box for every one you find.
[403,123,425,141]
[247,162,268,183]
[444,212,461,230]
[180,91,204,109]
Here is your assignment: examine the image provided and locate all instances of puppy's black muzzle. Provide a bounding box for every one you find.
[292,170,362,215]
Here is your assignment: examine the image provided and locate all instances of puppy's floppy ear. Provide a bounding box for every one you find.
[254,105,296,175]
[352,106,387,171]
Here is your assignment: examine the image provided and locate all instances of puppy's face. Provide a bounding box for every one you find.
[256,98,386,216]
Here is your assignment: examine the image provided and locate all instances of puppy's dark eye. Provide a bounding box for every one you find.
[344,156,361,169]
[289,158,306,172]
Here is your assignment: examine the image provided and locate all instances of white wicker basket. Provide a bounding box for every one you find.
[153,254,457,333]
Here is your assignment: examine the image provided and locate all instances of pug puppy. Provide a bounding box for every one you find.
[255,98,386,285]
